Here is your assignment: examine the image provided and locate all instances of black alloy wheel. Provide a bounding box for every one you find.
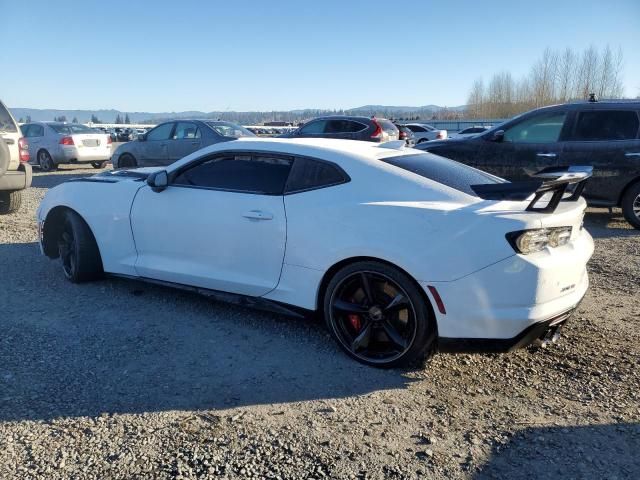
[324,262,435,367]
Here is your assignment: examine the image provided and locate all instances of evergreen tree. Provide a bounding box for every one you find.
[72,117,78,123]
[124,113,130,124]
[115,114,122,124]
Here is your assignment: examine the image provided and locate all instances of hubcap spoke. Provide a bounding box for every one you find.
[351,323,372,352]
[384,293,408,312]
[360,273,375,306]
[333,299,368,314]
[382,320,407,350]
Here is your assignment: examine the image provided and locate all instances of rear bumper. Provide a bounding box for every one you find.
[422,227,593,346]
[0,163,32,191]
[62,146,111,163]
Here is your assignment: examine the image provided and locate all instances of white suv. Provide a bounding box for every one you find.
[0,100,32,214]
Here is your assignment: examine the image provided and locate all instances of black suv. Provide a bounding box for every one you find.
[416,100,640,228]
[281,116,399,142]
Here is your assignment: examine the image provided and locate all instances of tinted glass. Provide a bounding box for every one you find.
[147,123,174,141]
[504,112,566,143]
[572,110,639,141]
[173,122,201,140]
[407,125,425,133]
[285,156,348,193]
[381,153,499,195]
[377,119,399,133]
[173,154,292,194]
[0,103,17,132]
[205,121,254,138]
[324,120,367,134]
[299,120,326,134]
[31,124,44,137]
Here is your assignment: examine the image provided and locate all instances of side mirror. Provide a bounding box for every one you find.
[147,170,168,192]
[138,133,147,141]
[491,130,505,142]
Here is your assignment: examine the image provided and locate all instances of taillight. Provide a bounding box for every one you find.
[59,136,74,146]
[370,119,383,141]
[18,137,30,163]
[107,136,112,144]
[436,132,444,139]
[399,131,407,139]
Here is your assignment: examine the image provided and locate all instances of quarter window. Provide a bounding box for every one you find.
[173,154,292,195]
[571,110,639,141]
[147,123,174,141]
[503,112,567,143]
[284,156,349,193]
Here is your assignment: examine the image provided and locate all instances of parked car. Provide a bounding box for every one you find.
[395,123,415,147]
[402,123,448,143]
[281,116,399,142]
[0,100,31,214]
[450,125,491,138]
[416,100,640,228]
[38,138,593,368]
[20,122,112,171]
[111,120,256,168]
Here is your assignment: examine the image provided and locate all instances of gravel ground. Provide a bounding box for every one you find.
[1,166,638,479]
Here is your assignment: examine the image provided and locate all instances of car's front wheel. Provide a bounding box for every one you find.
[57,210,103,282]
[323,261,436,368]
[622,181,640,229]
[91,161,107,169]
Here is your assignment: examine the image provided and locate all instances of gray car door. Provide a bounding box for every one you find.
[168,122,202,163]
[25,124,46,161]
[140,122,174,166]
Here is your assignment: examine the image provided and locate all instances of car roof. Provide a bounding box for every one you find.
[311,115,383,122]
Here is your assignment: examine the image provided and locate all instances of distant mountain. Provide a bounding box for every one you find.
[9,104,468,125]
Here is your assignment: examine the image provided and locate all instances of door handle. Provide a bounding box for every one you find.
[242,210,273,220]
[625,152,640,157]
[536,153,557,158]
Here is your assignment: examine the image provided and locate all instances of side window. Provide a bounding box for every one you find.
[571,110,639,141]
[503,112,567,143]
[324,120,366,134]
[147,123,174,141]
[299,120,326,134]
[407,125,425,133]
[32,124,44,137]
[173,122,201,140]
[173,154,292,194]
[284,156,349,193]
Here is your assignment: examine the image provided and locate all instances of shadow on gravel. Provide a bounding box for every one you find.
[0,242,415,422]
[475,423,640,479]
[30,172,97,189]
[584,211,639,239]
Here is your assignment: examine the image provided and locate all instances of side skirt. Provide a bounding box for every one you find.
[108,273,313,319]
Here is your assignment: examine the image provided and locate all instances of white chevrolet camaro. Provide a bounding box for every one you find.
[37,138,594,367]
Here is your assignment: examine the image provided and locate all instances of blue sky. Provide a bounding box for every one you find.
[2,0,638,111]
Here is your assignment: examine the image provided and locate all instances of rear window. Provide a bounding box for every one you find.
[381,153,499,195]
[377,119,398,133]
[205,122,255,138]
[49,123,95,134]
[571,110,639,141]
[0,103,17,132]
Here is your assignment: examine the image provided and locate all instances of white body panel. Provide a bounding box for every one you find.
[37,138,593,342]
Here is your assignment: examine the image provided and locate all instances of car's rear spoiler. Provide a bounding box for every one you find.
[470,166,593,213]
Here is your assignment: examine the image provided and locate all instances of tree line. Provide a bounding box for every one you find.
[466,45,626,119]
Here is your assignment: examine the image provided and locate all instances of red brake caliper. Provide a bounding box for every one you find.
[348,314,361,332]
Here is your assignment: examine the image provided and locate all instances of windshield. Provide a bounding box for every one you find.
[205,121,255,138]
[49,123,97,135]
[381,152,501,195]
[0,103,17,132]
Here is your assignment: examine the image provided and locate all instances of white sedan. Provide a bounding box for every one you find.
[37,138,593,367]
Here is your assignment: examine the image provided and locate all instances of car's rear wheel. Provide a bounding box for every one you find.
[621,181,640,229]
[57,210,103,283]
[0,191,21,214]
[323,261,435,368]
[38,150,56,171]
[91,161,107,169]
[118,153,137,169]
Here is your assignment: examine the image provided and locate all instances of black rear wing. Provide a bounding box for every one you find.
[470,166,593,213]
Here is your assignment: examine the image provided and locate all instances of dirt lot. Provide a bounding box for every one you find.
[1,166,638,479]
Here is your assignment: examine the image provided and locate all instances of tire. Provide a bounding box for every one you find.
[621,181,640,229]
[57,210,103,283]
[323,261,436,368]
[38,150,57,171]
[91,161,107,169]
[118,153,137,169]
[0,190,22,215]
